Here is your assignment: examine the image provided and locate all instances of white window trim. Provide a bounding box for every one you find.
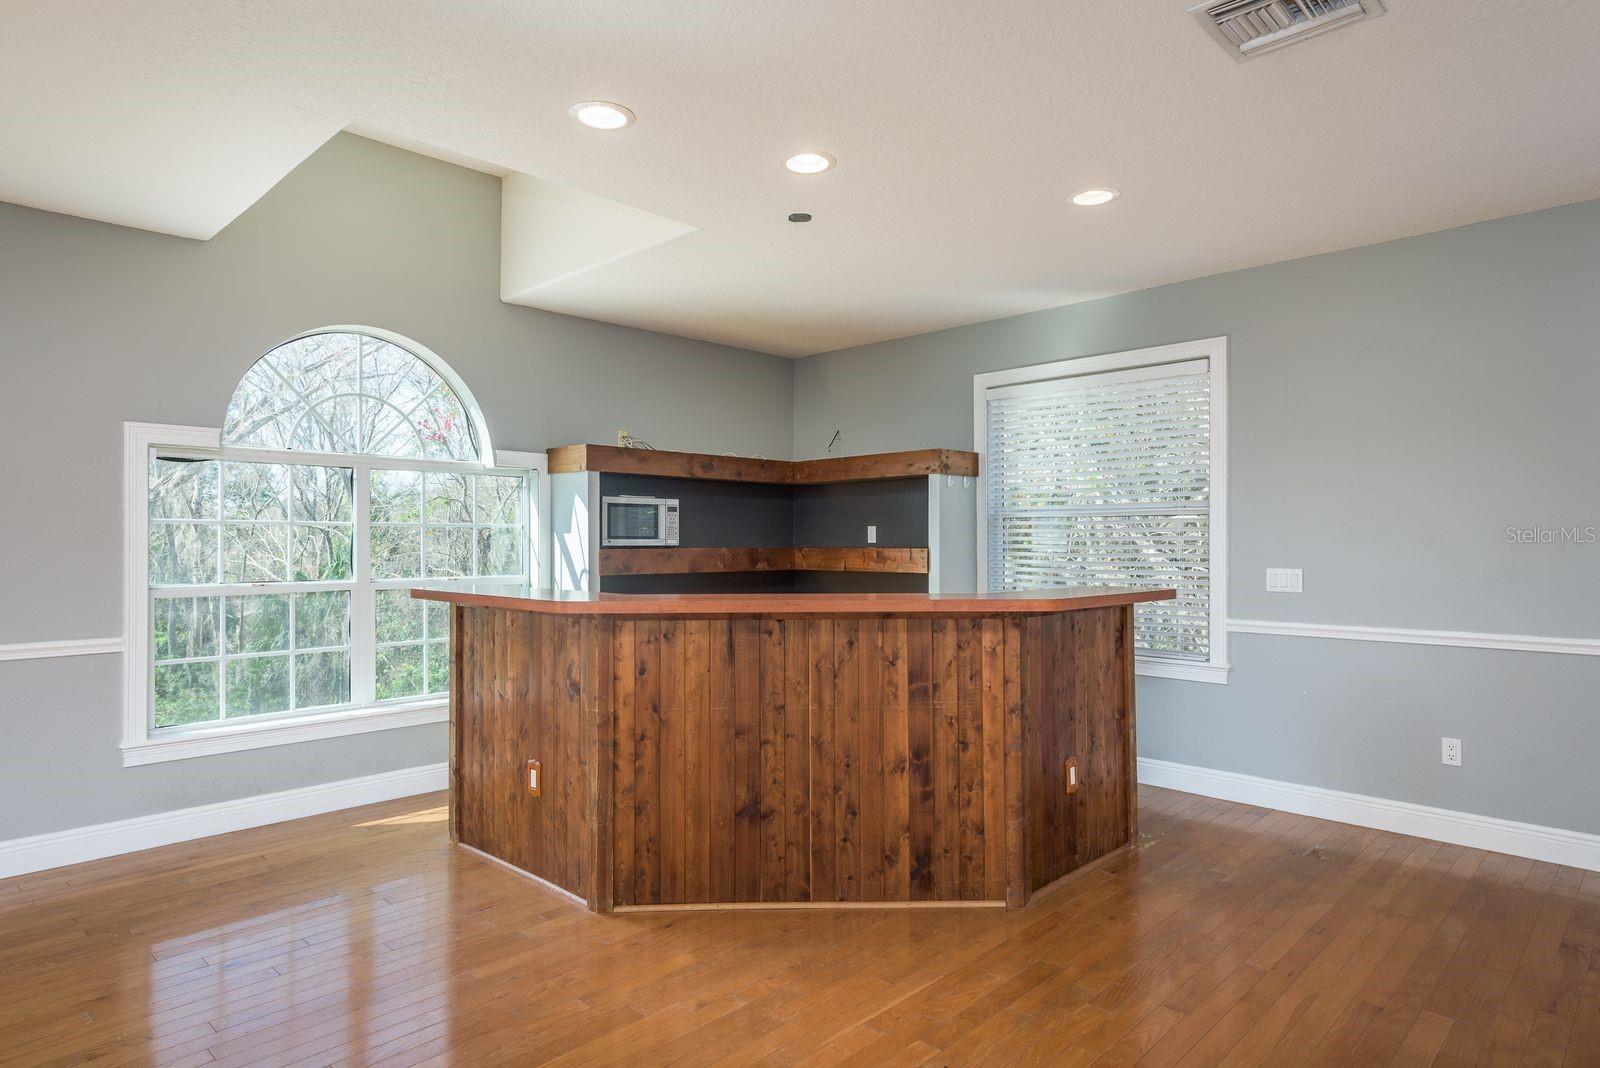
[973,337,1231,684]
[122,422,549,765]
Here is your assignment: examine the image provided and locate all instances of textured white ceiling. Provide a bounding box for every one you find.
[4,1,1600,357]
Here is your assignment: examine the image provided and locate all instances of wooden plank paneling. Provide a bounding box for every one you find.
[1023,606,1132,893]
[455,604,1134,910]
[781,618,811,902]
[758,619,787,901]
[732,619,761,902]
[808,619,837,901]
[455,607,594,903]
[508,610,534,884]
[708,620,737,903]
[882,619,912,901]
[448,604,463,844]
[582,616,613,912]
[1087,608,1115,862]
[1003,616,1027,908]
[857,620,885,902]
[634,621,661,905]
[683,621,711,901]
[1122,605,1139,840]
[955,619,984,899]
[658,621,686,903]
[611,620,636,906]
[1027,612,1071,892]
[930,619,961,901]
[561,616,584,901]
[979,618,1008,901]
[906,619,935,901]
[833,619,861,901]
[537,612,561,885]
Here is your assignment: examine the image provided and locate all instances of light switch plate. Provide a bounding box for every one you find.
[867,525,877,544]
[1266,568,1303,593]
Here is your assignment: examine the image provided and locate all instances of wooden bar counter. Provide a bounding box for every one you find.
[412,585,1175,913]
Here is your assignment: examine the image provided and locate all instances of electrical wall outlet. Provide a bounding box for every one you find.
[867,525,877,544]
[1266,568,1303,593]
[1442,738,1462,767]
[616,429,629,447]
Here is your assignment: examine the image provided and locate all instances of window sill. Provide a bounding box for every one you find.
[1136,658,1230,684]
[120,699,448,767]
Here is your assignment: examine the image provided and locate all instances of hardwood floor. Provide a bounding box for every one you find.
[3,786,1596,1066]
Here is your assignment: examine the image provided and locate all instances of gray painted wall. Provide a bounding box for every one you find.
[793,199,1600,836]
[0,133,792,839]
[5,127,1596,848]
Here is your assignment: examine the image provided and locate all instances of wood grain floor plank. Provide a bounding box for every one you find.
[4,785,1596,1067]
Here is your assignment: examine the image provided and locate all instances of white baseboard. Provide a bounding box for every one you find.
[1138,757,1600,872]
[10,756,1594,882]
[0,762,447,880]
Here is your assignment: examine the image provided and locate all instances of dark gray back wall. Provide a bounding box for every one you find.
[600,474,794,548]
[791,480,928,549]
[792,199,1600,835]
[597,472,795,595]
[595,474,929,594]
[0,133,793,839]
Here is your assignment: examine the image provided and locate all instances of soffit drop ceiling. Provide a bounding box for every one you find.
[3,1,1600,357]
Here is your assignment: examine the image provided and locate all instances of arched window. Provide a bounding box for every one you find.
[222,329,492,464]
[128,328,538,760]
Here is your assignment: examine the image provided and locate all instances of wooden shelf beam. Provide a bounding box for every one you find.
[547,444,976,484]
[790,547,931,573]
[600,546,930,577]
[790,449,977,484]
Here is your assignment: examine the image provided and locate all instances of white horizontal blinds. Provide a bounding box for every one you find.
[987,360,1212,660]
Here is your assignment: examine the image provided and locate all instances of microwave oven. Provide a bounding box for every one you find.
[601,495,680,546]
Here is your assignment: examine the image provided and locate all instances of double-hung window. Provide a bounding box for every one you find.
[976,338,1229,683]
[124,328,545,764]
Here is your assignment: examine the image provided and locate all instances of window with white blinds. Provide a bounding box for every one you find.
[978,341,1227,680]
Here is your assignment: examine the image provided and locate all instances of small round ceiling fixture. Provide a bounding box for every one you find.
[1071,188,1120,207]
[784,152,836,175]
[788,212,813,223]
[570,101,635,130]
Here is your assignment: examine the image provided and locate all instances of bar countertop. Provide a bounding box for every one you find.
[411,582,1175,616]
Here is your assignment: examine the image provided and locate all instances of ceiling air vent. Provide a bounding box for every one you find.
[1192,0,1385,58]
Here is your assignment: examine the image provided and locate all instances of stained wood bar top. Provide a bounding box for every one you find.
[412,582,1174,617]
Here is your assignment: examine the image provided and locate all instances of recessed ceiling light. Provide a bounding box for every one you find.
[785,152,836,175]
[1071,188,1120,207]
[570,101,635,130]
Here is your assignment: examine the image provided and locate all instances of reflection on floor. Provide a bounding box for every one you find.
[2,786,1597,1065]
